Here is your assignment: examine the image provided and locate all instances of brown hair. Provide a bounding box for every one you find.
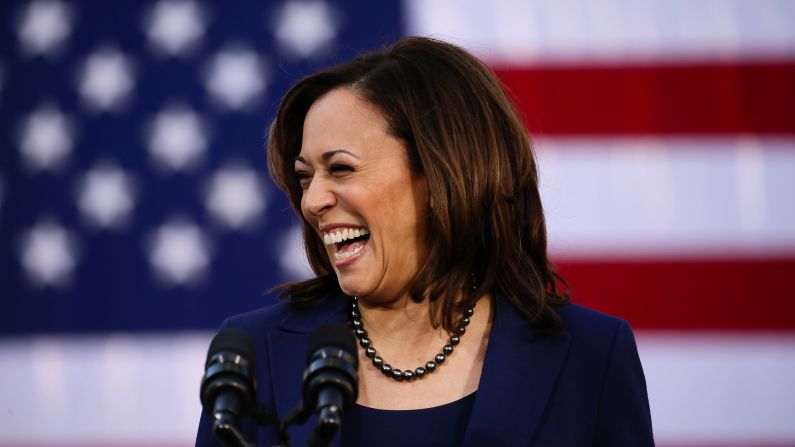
[268,36,569,334]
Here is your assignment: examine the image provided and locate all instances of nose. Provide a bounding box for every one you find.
[302,176,336,217]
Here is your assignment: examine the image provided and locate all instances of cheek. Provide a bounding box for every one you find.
[382,196,425,243]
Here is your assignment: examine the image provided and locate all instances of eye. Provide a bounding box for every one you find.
[329,164,354,175]
[295,171,312,189]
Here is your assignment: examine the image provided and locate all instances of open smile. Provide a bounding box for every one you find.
[322,227,371,266]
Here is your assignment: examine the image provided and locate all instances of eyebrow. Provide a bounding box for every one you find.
[294,149,360,164]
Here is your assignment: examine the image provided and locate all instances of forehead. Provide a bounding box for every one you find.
[299,88,390,159]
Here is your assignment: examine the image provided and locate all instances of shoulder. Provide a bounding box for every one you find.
[556,303,631,337]
[552,307,654,443]
[222,298,291,335]
[554,303,639,364]
[495,297,638,367]
[220,293,349,336]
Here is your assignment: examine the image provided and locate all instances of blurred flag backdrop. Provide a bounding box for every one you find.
[1,0,794,446]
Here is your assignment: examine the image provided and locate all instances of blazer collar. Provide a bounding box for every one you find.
[277,293,350,333]
[265,294,570,446]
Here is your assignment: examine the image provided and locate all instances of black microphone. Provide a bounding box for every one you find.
[303,323,359,446]
[200,327,257,447]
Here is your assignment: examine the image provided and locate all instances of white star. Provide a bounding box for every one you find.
[144,0,205,57]
[279,224,313,280]
[77,163,137,229]
[16,0,73,57]
[146,104,208,171]
[18,104,74,172]
[203,45,267,111]
[78,46,135,111]
[19,219,78,288]
[147,217,212,286]
[204,163,267,230]
[273,0,339,59]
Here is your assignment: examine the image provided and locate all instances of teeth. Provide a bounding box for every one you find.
[334,243,366,260]
[321,227,369,246]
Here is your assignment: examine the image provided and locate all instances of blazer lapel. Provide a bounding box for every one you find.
[266,295,349,447]
[463,297,571,446]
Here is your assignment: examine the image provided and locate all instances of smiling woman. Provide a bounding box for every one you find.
[197,37,655,446]
[295,89,430,305]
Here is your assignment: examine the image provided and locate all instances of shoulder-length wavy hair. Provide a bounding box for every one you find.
[268,36,569,334]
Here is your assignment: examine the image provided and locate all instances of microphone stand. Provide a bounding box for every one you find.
[212,412,254,447]
[254,403,291,447]
[212,401,289,447]
[212,398,339,447]
[282,400,340,447]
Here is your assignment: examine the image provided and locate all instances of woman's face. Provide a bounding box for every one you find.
[295,88,429,303]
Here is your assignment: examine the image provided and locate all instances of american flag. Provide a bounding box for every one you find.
[1,1,793,446]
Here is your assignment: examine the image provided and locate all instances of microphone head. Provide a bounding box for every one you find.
[307,323,358,369]
[201,327,257,417]
[201,327,258,445]
[207,327,256,366]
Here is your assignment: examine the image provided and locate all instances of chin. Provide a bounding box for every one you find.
[335,275,367,298]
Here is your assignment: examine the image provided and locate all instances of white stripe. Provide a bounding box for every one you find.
[1,333,794,445]
[536,137,795,258]
[638,331,795,444]
[404,0,795,64]
[0,333,211,444]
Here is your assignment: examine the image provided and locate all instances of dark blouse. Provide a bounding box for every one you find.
[340,392,477,446]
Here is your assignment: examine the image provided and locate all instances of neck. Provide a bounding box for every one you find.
[356,295,443,346]
[351,292,494,389]
[354,292,493,363]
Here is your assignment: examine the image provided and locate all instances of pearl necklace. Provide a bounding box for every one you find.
[350,297,474,382]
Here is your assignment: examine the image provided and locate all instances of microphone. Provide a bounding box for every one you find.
[200,327,257,447]
[303,323,359,446]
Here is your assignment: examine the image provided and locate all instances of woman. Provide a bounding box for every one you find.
[197,37,654,446]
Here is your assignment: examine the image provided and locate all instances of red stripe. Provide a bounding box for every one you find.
[494,61,795,135]
[554,258,795,330]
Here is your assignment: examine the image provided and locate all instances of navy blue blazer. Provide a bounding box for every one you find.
[197,294,654,446]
